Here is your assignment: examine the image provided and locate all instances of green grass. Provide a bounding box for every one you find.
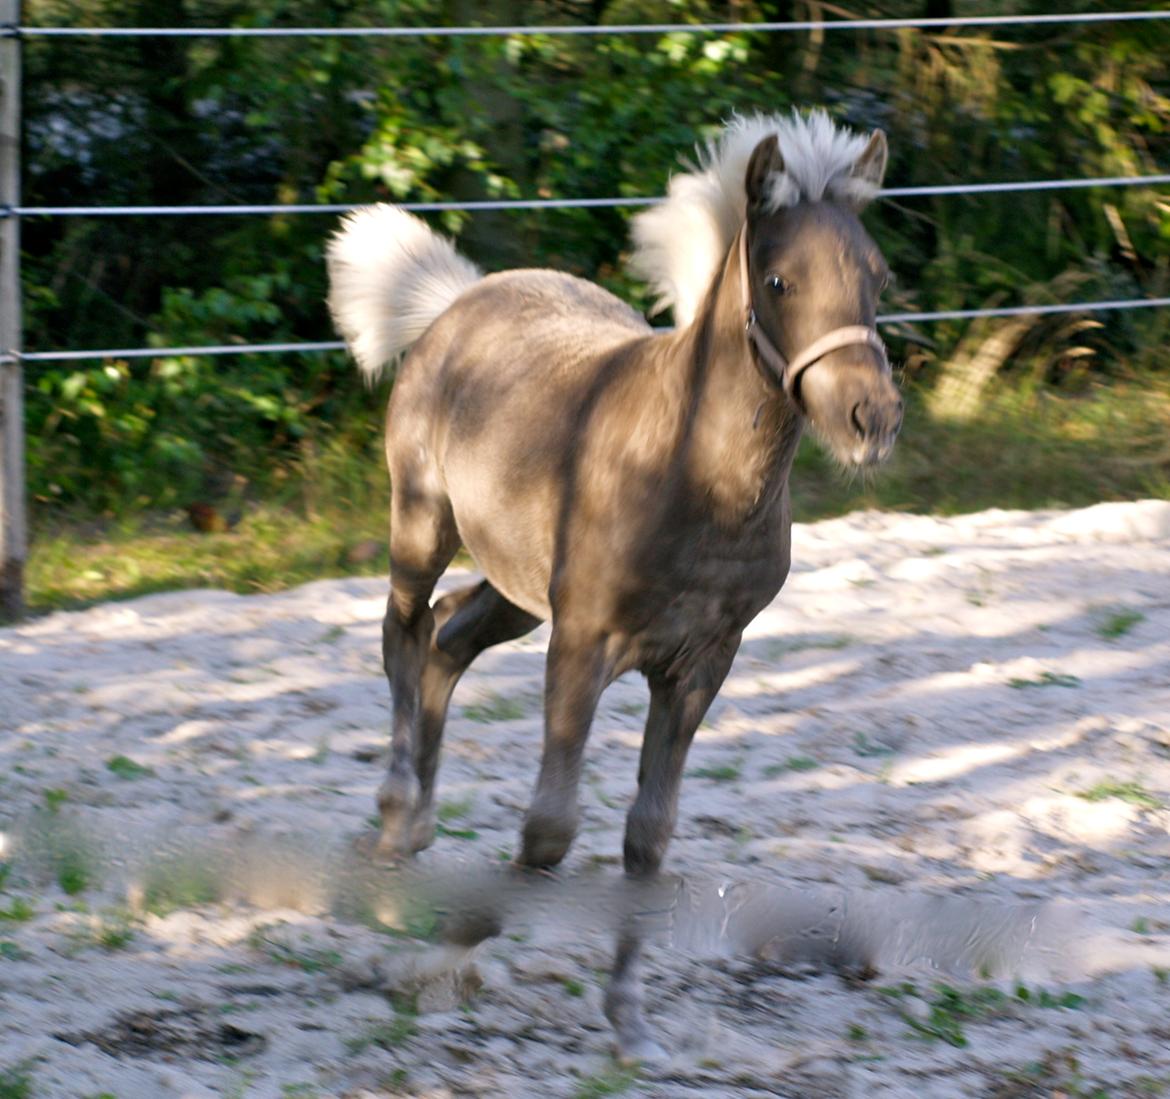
[461,692,530,724]
[344,1010,419,1054]
[687,762,742,782]
[0,898,34,922]
[105,755,155,780]
[1096,608,1146,639]
[789,376,1170,521]
[56,849,92,896]
[765,634,854,659]
[899,984,1011,1047]
[435,823,480,841]
[437,796,475,822]
[138,853,223,915]
[1077,781,1163,810]
[249,928,343,974]
[0,1065,32,1099]
[883,982,1086,1049]
[1007,671,1081,689]
[762,756,820,778]
[572,1066,640,1099]
[26,476,394,614]
[852,732,896,757]
[16,372,1170,616]
[0,941,25,961]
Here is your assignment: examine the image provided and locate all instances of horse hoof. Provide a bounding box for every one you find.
[518,809,576,869]
[615,1031,668,1067]
[409,811,437,854]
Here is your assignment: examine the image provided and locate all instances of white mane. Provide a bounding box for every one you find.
[630,110,881,327]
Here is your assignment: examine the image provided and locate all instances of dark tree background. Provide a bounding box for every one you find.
[19,0,1170,513]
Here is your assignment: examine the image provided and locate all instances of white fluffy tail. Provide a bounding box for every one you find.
[326,204,483,382]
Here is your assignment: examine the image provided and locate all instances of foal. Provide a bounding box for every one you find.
[328,110,901,1057]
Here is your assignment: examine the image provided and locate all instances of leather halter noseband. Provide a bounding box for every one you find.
[739,227,888,403]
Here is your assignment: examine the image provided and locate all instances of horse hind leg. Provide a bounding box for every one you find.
[409,580,541,853]
[375,470,460,859]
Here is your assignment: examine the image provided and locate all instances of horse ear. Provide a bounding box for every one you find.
[850,129,888,195]
[745,134,784,213]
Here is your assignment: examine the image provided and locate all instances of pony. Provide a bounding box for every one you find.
[327,109,902,1058]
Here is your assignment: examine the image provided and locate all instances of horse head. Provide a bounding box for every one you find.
[741,126,903,467]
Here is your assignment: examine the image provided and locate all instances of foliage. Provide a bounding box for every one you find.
[17,0,1170,529]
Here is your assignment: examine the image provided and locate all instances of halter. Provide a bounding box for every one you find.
[739,226,888,404]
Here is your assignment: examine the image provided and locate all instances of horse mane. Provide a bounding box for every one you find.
[630,110,879,327]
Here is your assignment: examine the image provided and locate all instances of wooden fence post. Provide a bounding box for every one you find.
[0,0,25,621]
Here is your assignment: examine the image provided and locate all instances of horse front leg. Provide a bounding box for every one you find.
[606,635,740,1062]
[518,624,610,869]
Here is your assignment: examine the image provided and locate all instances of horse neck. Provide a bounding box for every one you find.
[674,227,804,523]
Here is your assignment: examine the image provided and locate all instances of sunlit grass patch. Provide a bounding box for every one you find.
[0,1063,33,1099]
[105,754,155,780]
[344,1008,418,1054]
[791,375,1170,521]
[27,494,390,614]
[765,634,855,660]
[1095,607,1145,640]
[572,1065,640,1099]
[1007,671,1081,689]
[881,982,1084,1049]
[461,692,531,724]
[0,898,34,922]
[853,732,896,757]
[65,908,137,954]
[437,796,475,822]
[1077,781,1163,810]
[687,761,742,782]
[135,850,225,916]
[762,756,819,778]
[21,370,1170,616]
[248,923,343,973]
[435,823,480,841]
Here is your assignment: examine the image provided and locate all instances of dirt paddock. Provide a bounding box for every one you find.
[2,501,1169,1098]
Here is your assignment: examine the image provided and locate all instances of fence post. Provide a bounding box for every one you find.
[0,0,25,621]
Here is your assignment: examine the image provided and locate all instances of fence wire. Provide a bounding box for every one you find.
[8,9,1170,365]
[9,297,1170,365]
[8,9,1170,38]
[8,171,1170,219]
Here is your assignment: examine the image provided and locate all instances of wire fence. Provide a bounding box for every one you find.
[6,8,1170,366]
[3,7,1170,614]
[8,9,1170,37]
[9,297,1170,367]
[8,171,1170,220]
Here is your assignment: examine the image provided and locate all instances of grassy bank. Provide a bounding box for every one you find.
[24,375,1170,615]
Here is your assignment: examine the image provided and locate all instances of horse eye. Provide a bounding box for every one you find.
[767,274,792,295]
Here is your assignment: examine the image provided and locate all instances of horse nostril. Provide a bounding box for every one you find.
[850,402,866,439]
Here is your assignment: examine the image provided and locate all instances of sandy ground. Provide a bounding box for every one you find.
[2,500,1169,1099]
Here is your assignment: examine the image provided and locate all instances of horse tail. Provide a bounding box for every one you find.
[326,204,483,383]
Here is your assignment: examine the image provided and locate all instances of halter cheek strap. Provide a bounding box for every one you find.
[739,227,888,402]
